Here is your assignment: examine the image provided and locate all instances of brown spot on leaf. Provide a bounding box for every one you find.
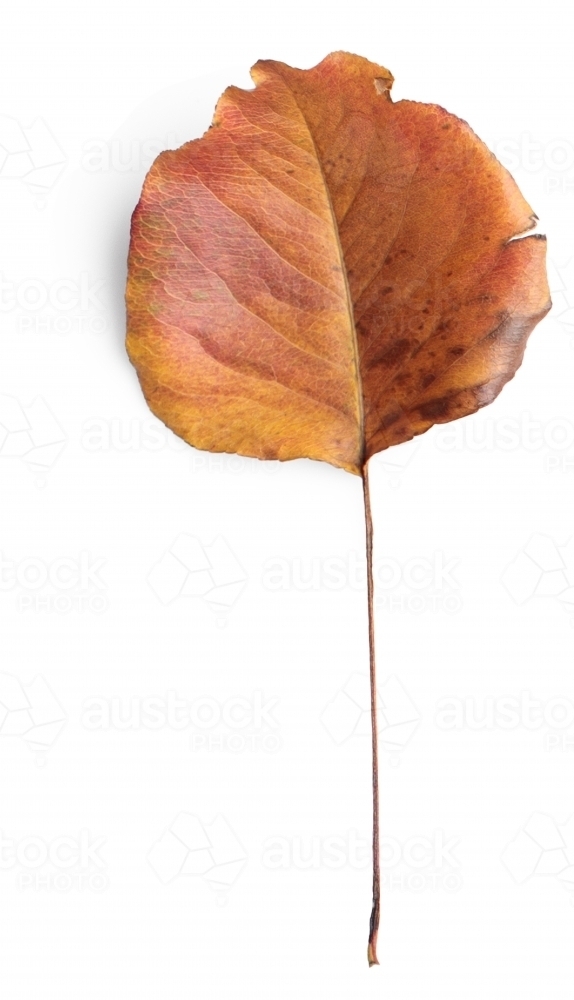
[417,397,452,420]
[368,338,411,369]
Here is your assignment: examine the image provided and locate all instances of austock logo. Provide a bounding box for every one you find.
[262,550,461,615]
[0,828,107,892]
[435,692,574,753]
[501,533,574,621]
[189,452,280,476]
[147,813,247,895]
[0,115,66,206]
[79,421,283,478]
[81,417,187,454]
[0,673,66,757]
[82,690,281,754]
[485,133,574,195]
[0,273,107,337]
[502,812,574,899]
[80,133,181,173]
[0,550,108,614]
[147,535,247,625]
[262,829,462,892]
[490,133,574,172]
[321,672,420,760]
[434,411,574,460]
[0,395,66,475]
[370,436,420,488]
[549,258,574,347]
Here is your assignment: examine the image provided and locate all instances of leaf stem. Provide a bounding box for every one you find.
[363,461,380,967]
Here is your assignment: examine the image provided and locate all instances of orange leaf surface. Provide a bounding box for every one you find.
[125,51,550,475]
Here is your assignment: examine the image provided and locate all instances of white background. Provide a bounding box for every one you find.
[1,1,574,996]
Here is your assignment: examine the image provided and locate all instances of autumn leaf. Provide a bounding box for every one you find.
[125,51,551,965]
[126,51,550,476]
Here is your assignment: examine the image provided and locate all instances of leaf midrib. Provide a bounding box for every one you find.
[281,80,366,469]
